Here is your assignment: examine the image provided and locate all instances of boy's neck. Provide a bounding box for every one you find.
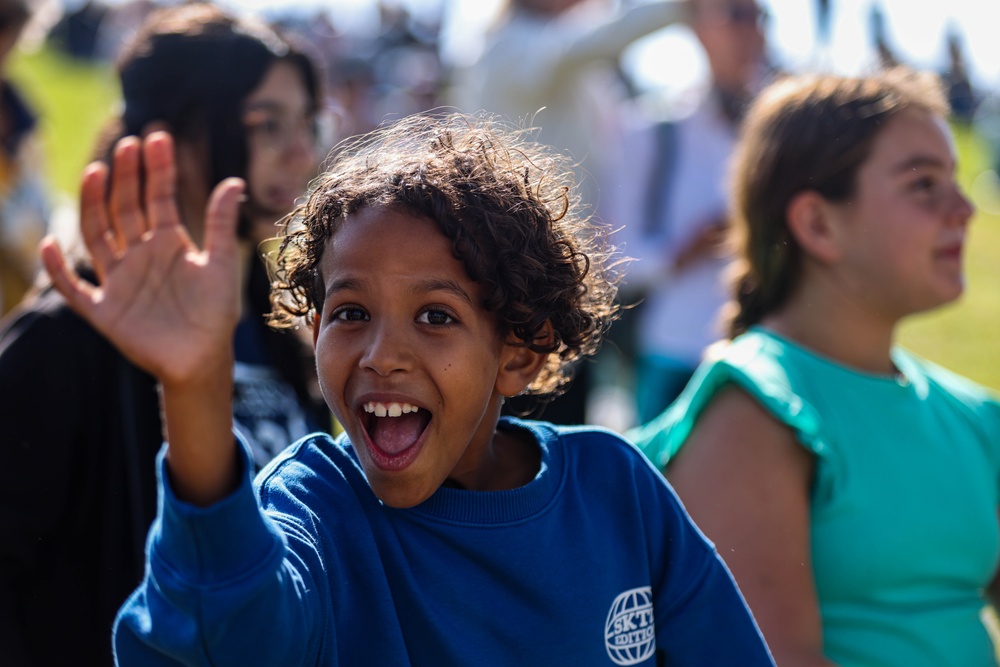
[444,424,541,492]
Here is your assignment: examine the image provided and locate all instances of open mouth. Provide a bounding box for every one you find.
[359,401,432,470]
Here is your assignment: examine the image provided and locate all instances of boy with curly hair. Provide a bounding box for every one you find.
[41,113,773,665]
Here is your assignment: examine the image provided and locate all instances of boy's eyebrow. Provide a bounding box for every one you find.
[410,278,476,306]
[324,276,476,306]
[325,277,364,301]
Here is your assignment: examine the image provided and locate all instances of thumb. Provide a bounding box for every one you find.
[40,235,100,321]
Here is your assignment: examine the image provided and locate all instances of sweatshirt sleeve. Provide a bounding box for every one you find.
[638,457,776,665]
[113,437,324,666]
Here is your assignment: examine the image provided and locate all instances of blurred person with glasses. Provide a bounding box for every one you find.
[0,5,330,666]
[241,94,336,247]
[608,0,777,427]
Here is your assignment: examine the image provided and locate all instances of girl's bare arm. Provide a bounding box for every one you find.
[667,386,839,667]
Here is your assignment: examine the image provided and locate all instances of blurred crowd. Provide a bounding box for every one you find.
[5,0,996,370]
[3,1,1000,666]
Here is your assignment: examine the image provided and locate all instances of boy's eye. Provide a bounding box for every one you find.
[333,306,368,322]
[417,309,454,326]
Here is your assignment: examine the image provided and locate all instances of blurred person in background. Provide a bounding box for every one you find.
[0,4,328,665]
[0,0,50,317]
[269,0,446,143]
[869,2,900,70]
[610,0,772,426]
[631,68,1000,666]
[447,0,689,425]
[940,24,978,125]
[46,0,111,61]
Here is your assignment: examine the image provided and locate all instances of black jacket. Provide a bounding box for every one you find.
[0,286,162,667]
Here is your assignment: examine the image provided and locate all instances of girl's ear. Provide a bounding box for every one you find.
[495,321,553,398]
[312,311,321,348]
[785,189,842,265]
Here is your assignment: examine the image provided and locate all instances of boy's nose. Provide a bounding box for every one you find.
[360,321,413,376]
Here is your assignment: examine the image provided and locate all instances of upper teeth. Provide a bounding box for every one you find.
[363,402,419,417]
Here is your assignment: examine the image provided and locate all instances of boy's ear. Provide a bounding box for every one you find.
[495,321,553,398]
[785,189,842,265]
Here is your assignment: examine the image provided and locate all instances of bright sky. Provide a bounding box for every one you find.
[217,0,1000,92]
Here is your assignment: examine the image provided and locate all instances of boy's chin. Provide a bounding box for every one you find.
[358,450,442,509]
[369,480,438,509]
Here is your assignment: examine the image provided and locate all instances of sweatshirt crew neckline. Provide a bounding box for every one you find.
[390,417,564,525]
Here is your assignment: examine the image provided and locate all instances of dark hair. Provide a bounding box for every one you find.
[92,3,327,421]
[96,2,321,198]
[725,67,950,337]
[0,0,28,31]
[270,112,621,403]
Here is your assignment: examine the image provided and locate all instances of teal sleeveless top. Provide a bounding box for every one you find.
[629,327,1000,666]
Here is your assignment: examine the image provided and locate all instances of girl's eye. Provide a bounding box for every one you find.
[910,176,937,193]
[263,118,280,133]
[333,306,368,322]
[417,309,454,326]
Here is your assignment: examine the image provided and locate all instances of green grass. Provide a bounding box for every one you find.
[898,123,1000,391]
[11,43,1000,391]
[8,44,119,197]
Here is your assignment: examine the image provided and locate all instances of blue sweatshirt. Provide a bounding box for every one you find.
[114,417,773,665]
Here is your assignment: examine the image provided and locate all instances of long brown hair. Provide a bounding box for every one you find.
[725,67,949,338]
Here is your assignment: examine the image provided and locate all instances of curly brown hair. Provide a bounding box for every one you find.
[269,112,621,404]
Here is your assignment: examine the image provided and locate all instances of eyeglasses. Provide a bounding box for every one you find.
[243,107,337,158]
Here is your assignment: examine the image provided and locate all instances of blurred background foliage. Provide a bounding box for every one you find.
[10,44,118,195]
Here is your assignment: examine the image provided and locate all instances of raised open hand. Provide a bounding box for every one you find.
[41,132,246,388]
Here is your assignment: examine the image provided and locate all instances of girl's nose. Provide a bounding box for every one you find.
[282,125,318,172]
[950,184,975,226]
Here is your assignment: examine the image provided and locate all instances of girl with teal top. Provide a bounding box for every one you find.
[629,68,1000,666]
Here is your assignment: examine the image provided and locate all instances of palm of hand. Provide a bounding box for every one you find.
[91,226,238,383]
[41,132,246,386]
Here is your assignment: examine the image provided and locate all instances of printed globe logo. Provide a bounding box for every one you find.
[605,587,656,665]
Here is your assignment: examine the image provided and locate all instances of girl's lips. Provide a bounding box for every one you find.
[935,244,963,261]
